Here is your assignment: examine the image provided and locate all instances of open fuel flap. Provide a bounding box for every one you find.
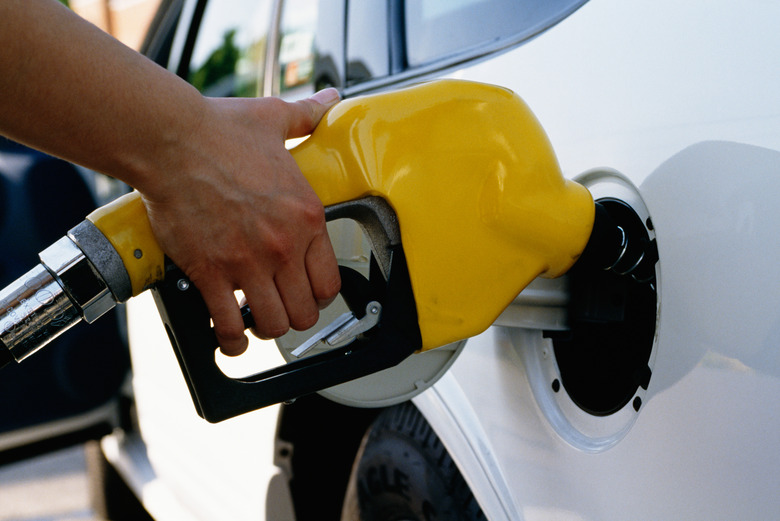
[507,169,660,451]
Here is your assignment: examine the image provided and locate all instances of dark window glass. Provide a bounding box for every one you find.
[275,0,345,98]
[186,0,274,97]
[140,0,184,68]
[312,0,346,92]
[405,0,586,67]
[277,0,319,96]
[346,1,389,86]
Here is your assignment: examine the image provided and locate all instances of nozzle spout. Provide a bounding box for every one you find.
[0,230,121,367]
[577,202,657,283]
[0,263,82,365]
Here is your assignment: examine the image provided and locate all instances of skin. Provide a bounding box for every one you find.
[0,0,341,355]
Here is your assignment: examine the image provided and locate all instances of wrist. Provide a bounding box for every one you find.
[118,83,211,201]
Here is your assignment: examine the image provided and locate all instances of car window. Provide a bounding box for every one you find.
[277,0,319,98]
[165,0,199,75]
[186,0,275,97]
[275,0,345,99]
[140,0,184,68]
[405,0,586,68]
[346,1,389,86]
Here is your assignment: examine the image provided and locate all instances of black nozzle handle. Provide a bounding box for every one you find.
[152,196,421,423]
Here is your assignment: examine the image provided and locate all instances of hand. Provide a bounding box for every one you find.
[0,0,341,357]
[141,90,342,356]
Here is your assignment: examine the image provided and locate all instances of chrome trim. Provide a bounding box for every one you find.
[39,236,115,323]
[69,220,132,302]
[494,277,569,331]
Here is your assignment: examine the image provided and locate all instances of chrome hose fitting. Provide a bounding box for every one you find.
[0,219,128,366]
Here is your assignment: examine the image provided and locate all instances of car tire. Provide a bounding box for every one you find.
[341,402,485,521]
[85,440,152,521]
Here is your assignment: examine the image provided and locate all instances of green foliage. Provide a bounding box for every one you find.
[190,29,241,94]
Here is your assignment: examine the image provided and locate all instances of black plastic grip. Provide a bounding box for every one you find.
[150,197,421,423]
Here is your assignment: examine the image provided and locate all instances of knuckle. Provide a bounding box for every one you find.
[265,232,296,265]
[297,196,326,227]
[314,274,341,302]
[214,322,245,343]
[262,96,288,115]
[258,322,290,339]
[294,97,318,125]
[291,308,319,332]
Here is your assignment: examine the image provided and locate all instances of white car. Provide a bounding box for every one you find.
[7,0,780,519]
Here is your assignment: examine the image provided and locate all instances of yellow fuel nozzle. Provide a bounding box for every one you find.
[86,191,165,297]
[291,80,595,350]
[90,80,597,353]
[80,80,598,354]
[1,80,601,420]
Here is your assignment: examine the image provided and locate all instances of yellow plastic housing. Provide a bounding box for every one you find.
[86,80,594,351]
[291,80,594,350]
[87,191,165,297]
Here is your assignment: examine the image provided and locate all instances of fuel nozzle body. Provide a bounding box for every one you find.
[0,219,131,366]
[0,80,647,421]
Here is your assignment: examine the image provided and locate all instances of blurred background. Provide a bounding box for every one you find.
[66,0,161,51]
[1,5,160,521]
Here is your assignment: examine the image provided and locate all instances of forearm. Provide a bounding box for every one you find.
[0,0,205,193]
[0,0,342,352]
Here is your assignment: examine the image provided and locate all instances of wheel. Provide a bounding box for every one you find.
[341,402,485,521]
[85,440,153,521]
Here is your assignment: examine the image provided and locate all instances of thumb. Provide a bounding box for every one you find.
[286,88,340,138]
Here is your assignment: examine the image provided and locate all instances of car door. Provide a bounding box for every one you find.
[273,1,780,519]
[338,2,780,520]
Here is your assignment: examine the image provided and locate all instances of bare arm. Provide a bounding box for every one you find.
[0,0,341,355]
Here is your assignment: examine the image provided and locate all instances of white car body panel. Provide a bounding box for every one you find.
[121,0,780,519]
[416,0,780,519]
[121,294,295,521]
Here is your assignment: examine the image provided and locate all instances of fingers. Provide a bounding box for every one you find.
[247,222,341,340]
[284,88,340,138]
[243,280,291,341]
[150,90,342,356]
[306,229,341,309]
[198,279,249,357]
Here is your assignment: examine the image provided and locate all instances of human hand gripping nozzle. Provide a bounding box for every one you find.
[0,80,642,422]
